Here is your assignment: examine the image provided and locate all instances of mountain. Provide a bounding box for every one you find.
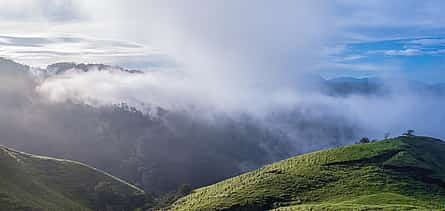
[0,145,148,211]
[0,58,29,73]
[322,77,388,97]
[46,62,142,74]
[2,58,445,208]
[172,136,445,210]
[0,58,298,196]
[323,76,445,97]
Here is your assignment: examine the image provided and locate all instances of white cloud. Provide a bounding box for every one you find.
[0,1,335,82]
[406,38,445,46]
[318,62,388,72]
[0,0,86,22]
[0,35,169,68]
[384,49,421,56]
[340,55,367,61]
[3,0,445,114]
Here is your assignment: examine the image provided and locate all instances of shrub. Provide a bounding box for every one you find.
[403,130,415,137]
[359,137,370,144]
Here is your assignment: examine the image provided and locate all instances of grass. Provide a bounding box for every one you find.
[171,136,445,210]
[0,145,147,211]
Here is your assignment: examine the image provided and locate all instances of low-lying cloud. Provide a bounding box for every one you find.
[35,65,445,142]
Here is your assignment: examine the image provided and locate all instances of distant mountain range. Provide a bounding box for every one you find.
[46,62,143,74]
[1,57,444,97]
[322,77,445,97]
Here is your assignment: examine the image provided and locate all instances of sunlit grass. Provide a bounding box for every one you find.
[0,145,145,210]
[172,136,445,210]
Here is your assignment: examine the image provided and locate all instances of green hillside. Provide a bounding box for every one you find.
[172,136,445,210]
[0,145,147,211]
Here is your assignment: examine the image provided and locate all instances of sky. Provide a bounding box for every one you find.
[0,0,445,83]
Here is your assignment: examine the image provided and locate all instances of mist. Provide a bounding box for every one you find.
[59,0,333,112]
[34,64,445,140]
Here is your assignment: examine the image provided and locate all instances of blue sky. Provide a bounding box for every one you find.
[319,0,445,83]
[0,0,445,83]
[323,37,445,83]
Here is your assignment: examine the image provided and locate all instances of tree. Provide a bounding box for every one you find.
[384,132,390,139]
[403,129,415,137]
[359,137,370,144]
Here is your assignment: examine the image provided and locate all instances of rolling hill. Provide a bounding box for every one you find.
[0,145,148,211]
[172,136,445,210]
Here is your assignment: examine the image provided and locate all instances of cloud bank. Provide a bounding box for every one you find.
[31,1,445,142]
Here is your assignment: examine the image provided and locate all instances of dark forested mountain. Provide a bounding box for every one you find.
[46,62,142,74]
[0,58,299,195]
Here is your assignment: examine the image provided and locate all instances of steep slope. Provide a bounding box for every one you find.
[172,136,445,210]
[0,145,147,211]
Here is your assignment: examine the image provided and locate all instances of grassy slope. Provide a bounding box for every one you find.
[172,136,445,210]
[0,145,146,211]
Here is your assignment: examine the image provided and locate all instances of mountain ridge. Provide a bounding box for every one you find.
[1,57,444,96]
[0,144,148,211]
[46,62,143,74]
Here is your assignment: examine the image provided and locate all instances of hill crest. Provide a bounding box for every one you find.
[0,144,147,210]
[172,136,445,210]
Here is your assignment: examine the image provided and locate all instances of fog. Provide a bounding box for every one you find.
[65,0,331,115]
[36,1,336,117]
[35,64,445,142]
